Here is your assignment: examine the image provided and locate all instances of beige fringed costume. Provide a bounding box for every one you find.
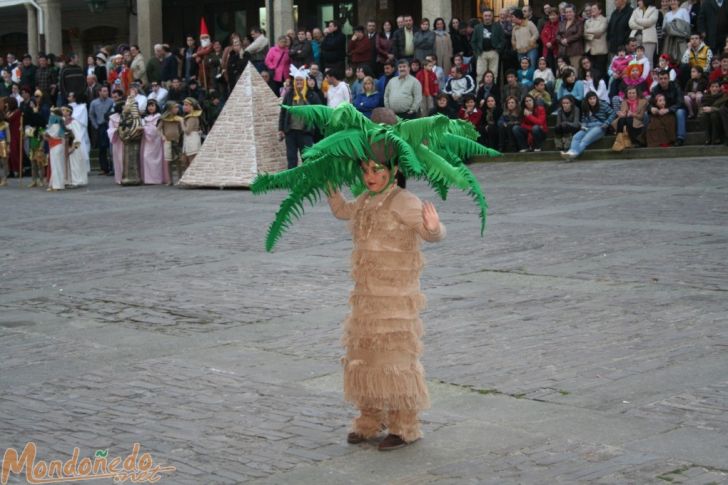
[328,185,446,442]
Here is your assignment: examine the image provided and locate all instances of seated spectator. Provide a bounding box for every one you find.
[344,65,356,86]
[350,65,373,99]
[416,58,440,116]
[561,91,616,160]
[443,66,476,104]
[650,69,687,145]
[534,57,556,91]
[517,57,536,88]
[553,95,581,150]
[579,56,603,84]
[581,68,609,103]
[557,67,584,102]
[498,95,522,152]
[608,45,633,80]
[167,78,185,103]
[699,80,727,145]
[452,54,470,76]
[656,54,677,82]
[632,45,651,82]
[529,78,552,111]
[475,70,499,109]
[612,62,650,110]
[611,85,649,150]
[681,33,713,73]
[425,54,446,87]
[430,92,458,118]
[708,54,728,94]
[513,94,548,152]
[458,95,483,129]
[376,61,396,95]
[501,69,528,104]
[352,75,382,118]
[553,56,572,94]
[646,93,677,146]
[480,95,502,148]
[683,66,707,118]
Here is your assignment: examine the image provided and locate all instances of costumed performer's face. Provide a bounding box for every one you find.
[361,160,392,193]
[294,77,305,90]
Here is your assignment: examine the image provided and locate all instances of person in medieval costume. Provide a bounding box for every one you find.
[107,101,124,184]
[44,108,66,192]
[158,101,184,185]
[68,92,91,172]
[252,103,497,450]
[25,124,47,188]
[118,96,144,185]
[61,105,89,187]
[0,112,10,186]
[279,64,322,169]
[194,18,214,91]
[140,99,165,184]
[181,97,203,176]
[5,97,23,179]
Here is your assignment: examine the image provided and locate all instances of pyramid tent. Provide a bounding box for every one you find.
[179,64,287,188]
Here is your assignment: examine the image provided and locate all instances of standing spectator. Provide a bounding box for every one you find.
[182,36,198,83]
[89,86,114,175]
[325,68,351,108]
[472,8,505,84]
[416,58,439,116]
[353,75,382,118]
[553,95,581,150]
[246,27,270,73]
[393,14,417,61]
[384,59,422,119]
[561,91,616,159]
[311,28,323,65]
[432,18,453,74]
[84,74,101,104]
[376,20,396,75]
[130,45,147,86]
[93,53,107,85]
[500,8,517,73]
[524,5,541,28]
[0,111,9,186]
[700,80,727,144]
[450,18,468,60]
[558,5,585,74]
[414,18,436,62]
[611,85,649,149]
[265,36,291,94]
[207,41,225,94]
[160,45,179,86]
[607,0,635,57]
[19,54,37,91]
[541,9,561,68]
[513,94,548,151]
[681,33,713,71]
[279,68,321,169]
[629,0,659,63]
[146,45,163,86]
[59,53,86,103]
[108,54,131,94]
[662,0,691,62]
[683,66,707,117]
[584,3,608,78]
[365,20,379,66]
[290,29,313,67]
[650,69,686,144]
[646,92,677,145]
[697,0,728,56]
[538,4,553,31]
[34,54,57,100]
[512,9,540,69]
[320,20,347,73]
[225,37,248,88]
[349,26,372,68]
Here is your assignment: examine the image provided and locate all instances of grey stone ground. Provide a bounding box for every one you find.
[1,157,727,485]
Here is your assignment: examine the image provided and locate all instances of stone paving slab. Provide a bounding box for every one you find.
[1,156,727,484]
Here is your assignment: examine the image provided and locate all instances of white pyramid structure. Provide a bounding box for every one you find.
[179,64,287,188]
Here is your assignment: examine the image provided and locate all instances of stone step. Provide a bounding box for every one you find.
[544,115,702,132]
[538,131,706,151]
[472,144,728,163]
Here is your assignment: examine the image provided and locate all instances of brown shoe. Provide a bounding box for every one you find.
[347,432,366,444]
[378,434,409,451]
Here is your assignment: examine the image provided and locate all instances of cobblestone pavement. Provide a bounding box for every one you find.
[1,157,727,484]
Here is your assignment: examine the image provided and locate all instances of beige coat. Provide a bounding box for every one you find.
[611,98,649,130]
[629,6,659,44]
[512,21,539,53]
[584,15,608,55]
[131,53,147,85]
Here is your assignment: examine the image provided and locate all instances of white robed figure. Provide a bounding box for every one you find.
[45,109,66,191]
[70,99,91,173]
[63,106,89,187]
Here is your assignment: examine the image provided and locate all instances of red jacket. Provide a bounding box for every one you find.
[458,106,483,128]
[540,20,559,59]
[709,68,728,94]
[349,35,372,65]
[521,105,548,133]
[416,69,439,97]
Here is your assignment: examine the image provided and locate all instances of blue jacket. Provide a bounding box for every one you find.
[376,73,395,95]
[353,91,383,118]
[580,101,616,127]
[557,81,584,101]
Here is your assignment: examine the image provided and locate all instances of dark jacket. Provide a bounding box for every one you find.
[279,89,322,133]
[59,63,86,102]
[290,39,314,67]
[556,106,581,130]
[650,81,684,112]
[320,30,347,66]
[161,54,179,83]
[376,32,395,63]
[557,19,584,57]
[414,29,436,61]
[607,5,634,54]
[698,0,728,54]
[392,27,419,60]
[471,22,505,55]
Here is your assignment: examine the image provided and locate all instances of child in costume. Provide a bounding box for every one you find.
[158,101,185,185]
[26,126,47,188]
[181,97,203,175]
[0,112,10,186]
[44,108,66,192]
[252,103,495,451]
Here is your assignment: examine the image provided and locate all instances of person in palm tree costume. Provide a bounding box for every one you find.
[252,103,498,450]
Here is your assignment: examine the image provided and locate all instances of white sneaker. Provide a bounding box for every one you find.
[519,148,528,153]
[534,148,542,152]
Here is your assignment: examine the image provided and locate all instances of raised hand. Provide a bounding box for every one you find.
[422,201,440,232]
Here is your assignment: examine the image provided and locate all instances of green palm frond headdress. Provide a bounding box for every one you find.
[252,103,499,251]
